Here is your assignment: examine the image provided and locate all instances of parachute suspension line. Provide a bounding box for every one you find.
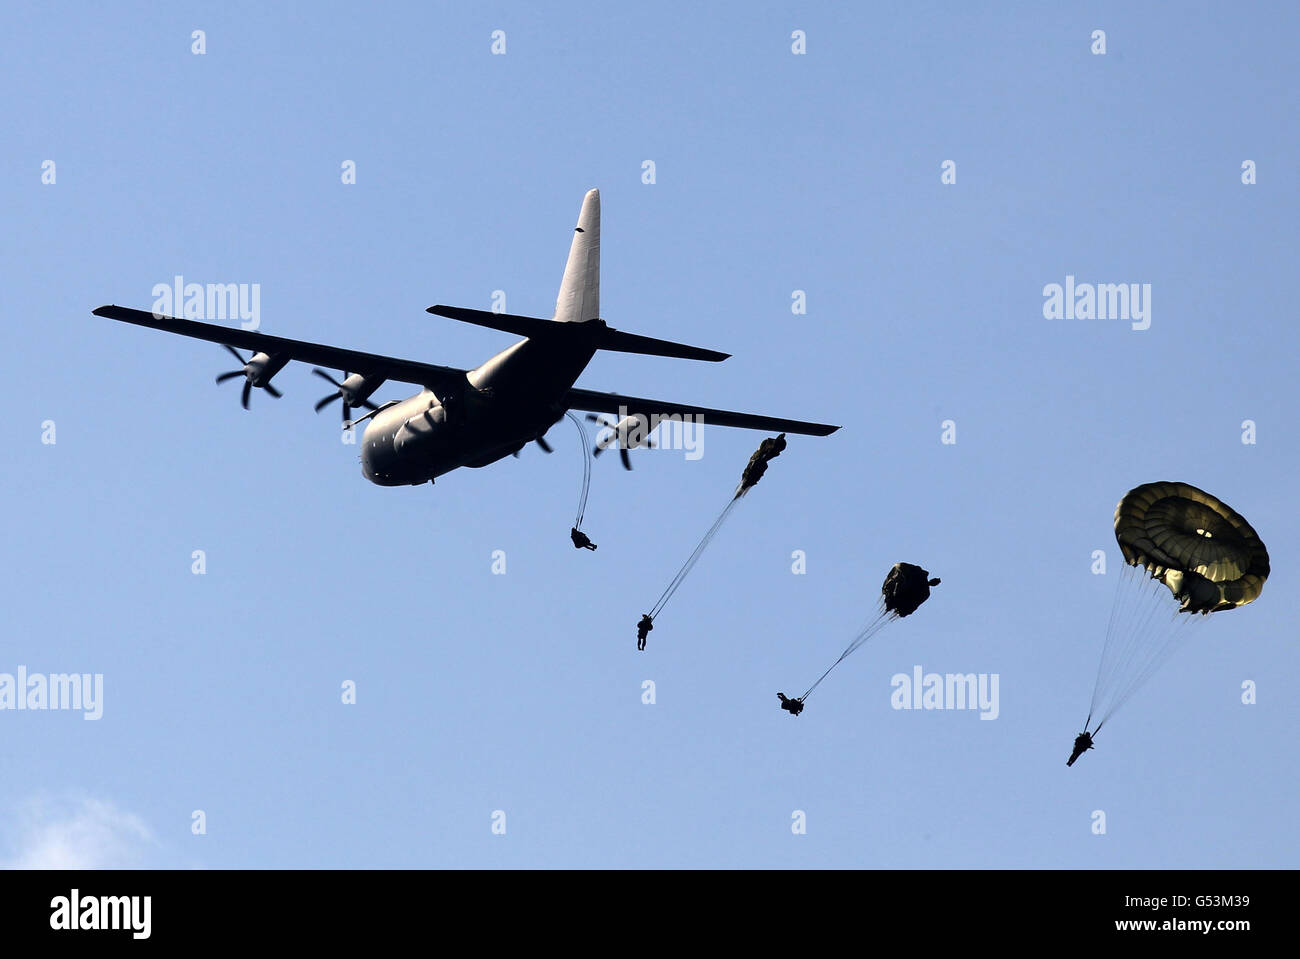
[1099,611,1200,726]
[565,412,593,529]
[1105,575,1176,713]
[800,603,895,701]
[1088,566,1201,730]
[1088,564,1146,727]
[1089,565,1162,727]
[1089,567,1150,727]
[1087,563,1137,729]
[648,493,741,620]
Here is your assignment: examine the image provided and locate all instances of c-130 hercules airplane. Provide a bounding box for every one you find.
[94,189,838,487]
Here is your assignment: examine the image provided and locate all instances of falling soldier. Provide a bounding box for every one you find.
[1066,731,1095,767]
[637,614,654,651]
[777,693,804,716]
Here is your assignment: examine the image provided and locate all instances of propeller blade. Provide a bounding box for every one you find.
[215,370,244,384]
[343,399,399,431]
[223,344,247,366]
[312,368,343,389]
[265,383,283,399]
[361,399,379,412]
[592,444,605,457]
[342,402,352,424]
[535,436,554,454]
[241,380,252,410]
[620,449,632,471]
[314,393,339,412]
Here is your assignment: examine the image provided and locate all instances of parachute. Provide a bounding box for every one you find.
[1113,481,1268,613]
[782,562,940,713]
[1073,481,1269,764]
[638,434,789,643]
[738,433,787,496]
[882,562,942,617]
[565,412,597,550]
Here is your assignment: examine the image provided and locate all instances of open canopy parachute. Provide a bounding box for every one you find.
[1075,481,1269,763]
[1113,481,1268,614]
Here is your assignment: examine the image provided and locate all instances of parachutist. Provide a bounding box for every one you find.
[570,527,597,550]
[777,693,804,716]
[637,614,654,650]
[1066,731,1094,767]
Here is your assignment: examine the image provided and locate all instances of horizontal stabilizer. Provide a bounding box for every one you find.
[595,328,728,362]
[427,305,729,362]
[425,305,558,339]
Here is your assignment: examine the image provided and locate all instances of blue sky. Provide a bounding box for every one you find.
[2,2,1296,867]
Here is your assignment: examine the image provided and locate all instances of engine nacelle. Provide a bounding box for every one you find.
[596,414,654,450]
[338,373,384,407]
[245,352,290,386]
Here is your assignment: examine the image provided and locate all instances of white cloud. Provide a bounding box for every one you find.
[3,795,157,869]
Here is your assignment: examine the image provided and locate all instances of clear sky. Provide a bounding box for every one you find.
[2,2,1296,868]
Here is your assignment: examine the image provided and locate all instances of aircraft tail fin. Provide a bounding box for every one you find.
[554,188,601,323]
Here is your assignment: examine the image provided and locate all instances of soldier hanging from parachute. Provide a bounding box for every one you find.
[635,434,788,649]
[778,562,940,715]
[562,412,598,551]
[1069,481,1269,766]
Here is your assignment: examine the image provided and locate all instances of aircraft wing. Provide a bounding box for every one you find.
[92,305,470,392]
[563,387,840,436]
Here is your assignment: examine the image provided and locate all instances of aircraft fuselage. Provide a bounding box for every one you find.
[361,330,600,486]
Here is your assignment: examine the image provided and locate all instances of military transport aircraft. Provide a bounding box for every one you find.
[93,189,838,487]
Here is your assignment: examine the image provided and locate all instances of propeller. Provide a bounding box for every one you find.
[312,368,378,425]
[586,413,654,470]
[215,345,283,410]
[513,434,555,457]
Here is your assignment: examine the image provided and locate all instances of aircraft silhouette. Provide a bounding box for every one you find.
[94,189,838,487]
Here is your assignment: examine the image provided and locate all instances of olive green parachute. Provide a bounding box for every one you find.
[1114,481,1269,614]
[882,562,942,618]
[1076,482,1270,759]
